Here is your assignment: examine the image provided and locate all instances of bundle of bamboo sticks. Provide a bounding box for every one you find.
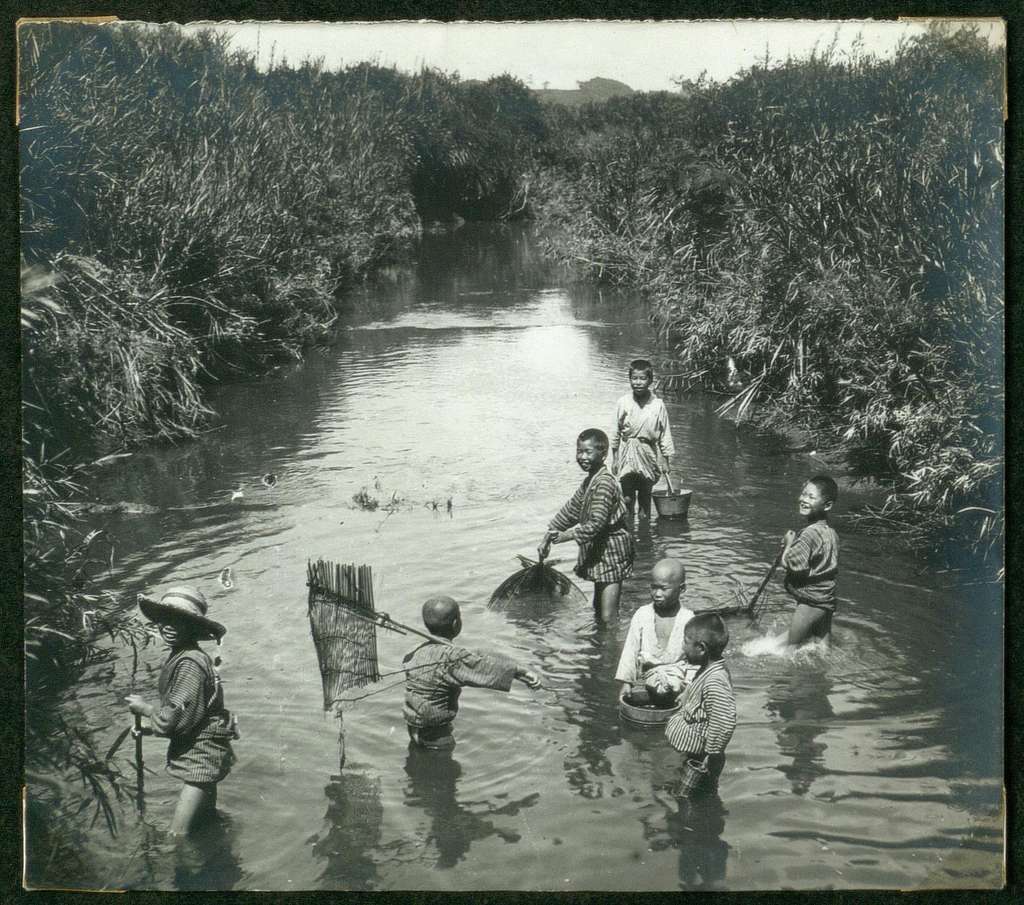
[307,559,382,711]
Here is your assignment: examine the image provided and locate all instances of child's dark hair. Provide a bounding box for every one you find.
[577,428,609,452]
[628,358,654,379]
[808,474,839,503]
[685,612,729,658]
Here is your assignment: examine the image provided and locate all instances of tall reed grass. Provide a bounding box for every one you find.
[19,21,545,860]
[535,26,1004,572]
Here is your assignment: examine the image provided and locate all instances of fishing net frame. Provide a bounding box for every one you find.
[487,554,586,609]
[307,559,383,711]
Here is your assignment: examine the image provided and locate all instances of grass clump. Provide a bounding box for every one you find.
[535,26,1004,573]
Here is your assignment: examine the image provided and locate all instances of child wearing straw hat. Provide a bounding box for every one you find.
[126,585,237,835]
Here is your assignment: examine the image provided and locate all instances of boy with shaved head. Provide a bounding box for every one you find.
[616,557,697,703]
[403,596,541,749]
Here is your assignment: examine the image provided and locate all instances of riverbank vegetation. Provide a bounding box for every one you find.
[18,20,547,864]
[18,20,1004,870]
[533,26,1004,573]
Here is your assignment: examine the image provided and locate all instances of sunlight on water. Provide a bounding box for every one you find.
[54,226,1002,892]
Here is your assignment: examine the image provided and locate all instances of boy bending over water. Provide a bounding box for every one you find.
[539,428,635,621]
[665,612,736,797]
[403,596,541,750]
[782,475,839,646]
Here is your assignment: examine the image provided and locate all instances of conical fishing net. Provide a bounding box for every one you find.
[307,559,381,710]
[488,555,587,609]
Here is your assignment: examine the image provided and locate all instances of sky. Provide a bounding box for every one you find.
[181,18,1006,92]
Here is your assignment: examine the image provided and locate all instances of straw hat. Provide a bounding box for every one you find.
[139,585,226,642]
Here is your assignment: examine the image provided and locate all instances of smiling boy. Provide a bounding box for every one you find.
[539,428,635,621]
[781,475,840,645]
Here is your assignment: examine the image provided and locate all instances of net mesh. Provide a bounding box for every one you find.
[307,559,381,711]
[488,555,587,609]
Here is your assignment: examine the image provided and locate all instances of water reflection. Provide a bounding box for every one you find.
[562,625,623,799]
[312,771,384,890]
[667,794,730,890]
[766,667,834,796]
[171,813,244,891]
[403,744,538,869]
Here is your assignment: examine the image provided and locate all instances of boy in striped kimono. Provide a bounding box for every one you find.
[665,612,737,798]
[404,596,541,750]
[539,428,635,621]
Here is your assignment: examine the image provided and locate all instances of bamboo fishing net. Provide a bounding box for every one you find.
[488,555,587,609]
[307,559,382,710]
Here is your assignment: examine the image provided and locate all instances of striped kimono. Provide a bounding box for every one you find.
[665,659,737,758]
[549,466,635,583]
[155,646,236,784]
[403,642,518,730]
[611,393,675,483]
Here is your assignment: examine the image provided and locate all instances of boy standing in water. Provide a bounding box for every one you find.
[616,558,696,702]
[127,586,237,835]
[781,475,840,646]
[403,596,541,750]
[539,428,635,621]
[611,359,675,518]
[665,612,737,797]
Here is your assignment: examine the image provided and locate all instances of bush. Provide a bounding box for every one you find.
[535,26,1004,571]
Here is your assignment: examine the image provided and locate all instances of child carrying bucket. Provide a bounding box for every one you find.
[611,358,675,518]
[126,585,237,835]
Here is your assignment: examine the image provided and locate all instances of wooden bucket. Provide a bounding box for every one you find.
[652,488,692,519]
[618,688,682,727]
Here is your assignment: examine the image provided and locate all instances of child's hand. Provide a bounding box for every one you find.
[538,530,557,560]
[517,669,542,689]
[125,694,149,716]
[782,529,797,547]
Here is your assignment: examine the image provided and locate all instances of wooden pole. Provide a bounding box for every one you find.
[132,712,145,815]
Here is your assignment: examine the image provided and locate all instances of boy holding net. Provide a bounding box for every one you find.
[403,596,541,750]
[539,428,635,621]
[781,475,840,646]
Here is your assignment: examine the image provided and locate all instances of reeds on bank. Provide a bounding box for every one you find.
[20,22,546,449]
[534,25,1004,571]
[18,22,546,869]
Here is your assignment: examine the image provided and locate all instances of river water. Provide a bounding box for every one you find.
[48,225,1002,891]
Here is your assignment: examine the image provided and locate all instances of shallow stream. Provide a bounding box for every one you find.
[47,225,1002,890]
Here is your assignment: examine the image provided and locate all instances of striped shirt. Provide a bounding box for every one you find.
[611,394,675,483]
[155,647,229,739]
[156,646,235,784]
[549,466,635,583]
[403,642,518,729]
[783,519,839,611]
[665,660,736,756]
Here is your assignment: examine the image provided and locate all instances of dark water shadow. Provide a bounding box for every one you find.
[561,622,625,799]
[668,794,730,889]
[170,811,244,891]
[403,743,539,870]
[311,770,384,890]
[118,809,243,890]
[765,667,835,796]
